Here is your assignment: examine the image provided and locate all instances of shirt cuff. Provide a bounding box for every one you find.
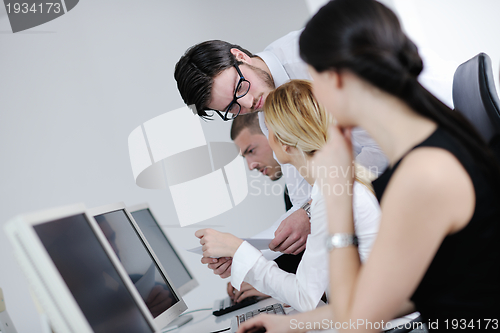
[231,241,263,290]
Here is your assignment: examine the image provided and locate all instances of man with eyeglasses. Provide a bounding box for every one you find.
[174,31,388,279]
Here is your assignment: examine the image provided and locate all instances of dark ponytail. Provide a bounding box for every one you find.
[300,0,500,188]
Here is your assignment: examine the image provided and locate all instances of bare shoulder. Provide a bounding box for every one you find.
[395,147,471,189]
[383,147,475,232]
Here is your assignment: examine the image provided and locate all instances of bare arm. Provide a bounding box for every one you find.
[239,142,474,333]
[319,128,474,331]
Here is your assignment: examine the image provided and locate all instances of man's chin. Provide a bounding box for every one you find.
[238,109,259,116]
[269,173,283,181]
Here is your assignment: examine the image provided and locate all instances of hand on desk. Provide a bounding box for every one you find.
[201,257,232,278]
[237,313,291,333]
[269,209,310,255]
[227,282,270,303]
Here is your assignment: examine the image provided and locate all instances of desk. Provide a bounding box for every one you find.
[170,297,295,333]
[168,297,420,333]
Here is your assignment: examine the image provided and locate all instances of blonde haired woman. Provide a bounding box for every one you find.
[195,80,380,312]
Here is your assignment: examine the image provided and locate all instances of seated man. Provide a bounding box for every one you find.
[229,113,304,302]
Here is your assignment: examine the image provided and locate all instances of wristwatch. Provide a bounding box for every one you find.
[300,201,311,219]
[325,233,358,251]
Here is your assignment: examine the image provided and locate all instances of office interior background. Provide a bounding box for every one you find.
[1,0,499,331]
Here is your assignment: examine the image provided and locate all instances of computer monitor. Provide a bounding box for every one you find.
[128,203,198,296]
[89,202,187,330]
[4,203,158,333]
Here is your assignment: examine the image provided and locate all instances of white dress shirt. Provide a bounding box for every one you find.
[232,181,381,312]
[256,30,389,180]
[250,30,385,261]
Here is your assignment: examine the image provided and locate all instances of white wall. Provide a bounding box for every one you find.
[1,1,500,332]
[394,0,500,101]
[307,0,500,98]
[0,1,309,332]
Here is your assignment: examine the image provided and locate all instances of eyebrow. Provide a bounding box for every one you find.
[242,144,253,157]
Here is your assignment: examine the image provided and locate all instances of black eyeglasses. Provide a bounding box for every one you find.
[212,63,251,121]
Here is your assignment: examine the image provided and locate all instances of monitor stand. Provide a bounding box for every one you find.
[0,310,18,333]
[0,288,18,333]
[161,315,193,332]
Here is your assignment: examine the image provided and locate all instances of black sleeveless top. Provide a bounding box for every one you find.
[372,127,500,328]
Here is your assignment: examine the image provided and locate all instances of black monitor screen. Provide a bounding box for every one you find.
[34,214,155,333]
[131,209,193,291]
[93,209,179,318]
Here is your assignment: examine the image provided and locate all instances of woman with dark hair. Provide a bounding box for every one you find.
[237,0,500,332]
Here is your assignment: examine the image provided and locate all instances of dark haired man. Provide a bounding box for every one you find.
[231,113,283,181]
[227,113,306,302]
[175,31,388,279]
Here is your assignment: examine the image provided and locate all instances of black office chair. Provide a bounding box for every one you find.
[452,53,500,156]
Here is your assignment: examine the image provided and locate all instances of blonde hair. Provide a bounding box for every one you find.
[264,79,376,192]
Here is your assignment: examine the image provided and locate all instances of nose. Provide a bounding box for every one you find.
[248,158,259,171]
[238,93,254,113]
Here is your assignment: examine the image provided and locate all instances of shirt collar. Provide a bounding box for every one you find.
[256,51,290,88]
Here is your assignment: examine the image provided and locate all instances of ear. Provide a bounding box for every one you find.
[326,69,343,89]
[282,143,295,154]
[230,48,252,64]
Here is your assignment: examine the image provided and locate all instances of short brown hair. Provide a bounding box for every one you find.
[230,113,263,141]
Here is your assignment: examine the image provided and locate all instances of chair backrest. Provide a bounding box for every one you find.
[452,53,500,143]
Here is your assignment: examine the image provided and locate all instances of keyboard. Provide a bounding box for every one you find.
[236,303,286,325]
[229,303,286,333]
[212,296,261,316]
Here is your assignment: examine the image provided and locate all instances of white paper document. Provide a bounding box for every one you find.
[186,238,272,256]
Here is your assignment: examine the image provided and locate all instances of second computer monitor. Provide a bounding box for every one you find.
[128,203,198,296]
[89,202,187,330]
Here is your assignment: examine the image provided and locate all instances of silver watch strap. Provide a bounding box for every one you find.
[325,233,358,251]
[300,201,311,219]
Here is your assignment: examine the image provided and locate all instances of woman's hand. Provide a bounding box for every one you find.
[236,314,292,333]
[231,282,270,303]
[195,229,243,258]
[313,125,354,183]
